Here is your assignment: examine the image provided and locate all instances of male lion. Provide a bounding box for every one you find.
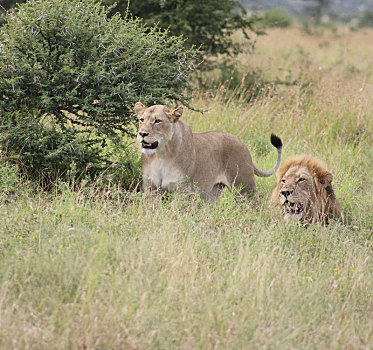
[135,102,283,202]
[269,155,343,225]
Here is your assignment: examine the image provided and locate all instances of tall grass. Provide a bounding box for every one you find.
[0,26,372,349]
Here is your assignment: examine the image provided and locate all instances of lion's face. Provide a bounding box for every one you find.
[270,156,341,225]
[135,102,183,155]
[278,165,316,222]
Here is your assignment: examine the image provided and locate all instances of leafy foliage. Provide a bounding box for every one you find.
[0,0,25,25]
[0,0,197,181]
[358,10,373,28]
[102,0,263,69]
[259,8,293,28]
[0,0,24,10]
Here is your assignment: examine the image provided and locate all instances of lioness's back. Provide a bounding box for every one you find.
[192,131,256,192]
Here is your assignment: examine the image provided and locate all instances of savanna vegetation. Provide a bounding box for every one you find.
[102,0,262,69]
[0,1,372,349]
[0,0,196,183]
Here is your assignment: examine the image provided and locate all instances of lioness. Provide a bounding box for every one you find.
[135,102,282,202]
[269,155,343,225]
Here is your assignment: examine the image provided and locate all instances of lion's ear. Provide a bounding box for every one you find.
[167,106,183,122]
[134,102,146,118]
[318,171,333,187]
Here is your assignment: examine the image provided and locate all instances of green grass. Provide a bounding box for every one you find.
[0,189,372,348]
[0,26,373,349]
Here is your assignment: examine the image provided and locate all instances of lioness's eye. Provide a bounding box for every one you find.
[281,179,286,184]
[297,178,305,183]
[154,119,162,124]
[139,118,144,123]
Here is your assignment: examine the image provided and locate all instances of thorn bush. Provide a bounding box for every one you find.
[0,0,197,182]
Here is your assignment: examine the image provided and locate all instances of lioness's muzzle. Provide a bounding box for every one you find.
[141,141,159,149]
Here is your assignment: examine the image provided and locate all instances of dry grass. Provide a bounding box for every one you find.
[0,26,372,349]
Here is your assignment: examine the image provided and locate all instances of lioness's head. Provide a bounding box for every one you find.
[270,155,342,225]
[135,102,183,155]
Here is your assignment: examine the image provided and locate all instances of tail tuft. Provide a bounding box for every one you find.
[253,133,283,177]
[270,133,282,149]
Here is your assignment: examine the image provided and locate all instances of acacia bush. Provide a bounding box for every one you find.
[0,0,197,181]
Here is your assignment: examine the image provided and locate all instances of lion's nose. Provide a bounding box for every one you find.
[139,132,149,138]
[281,190,293,198]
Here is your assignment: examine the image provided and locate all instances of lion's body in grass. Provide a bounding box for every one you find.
[269,155,343,225]
[135,102,283,202]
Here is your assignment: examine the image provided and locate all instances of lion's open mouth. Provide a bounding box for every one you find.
[283,200,304,216]
[141,141,159,150]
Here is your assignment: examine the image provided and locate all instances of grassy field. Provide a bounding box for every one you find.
[1,26,372,349]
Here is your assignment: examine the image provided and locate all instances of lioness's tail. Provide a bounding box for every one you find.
[253,134,283,178]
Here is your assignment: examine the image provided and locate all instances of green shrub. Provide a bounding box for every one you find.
[0,0,197,182]
[260,8,293,28]
[358,10,373,28]
[0,0,25,11]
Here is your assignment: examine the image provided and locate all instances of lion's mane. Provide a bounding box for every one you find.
[270,155,343,225]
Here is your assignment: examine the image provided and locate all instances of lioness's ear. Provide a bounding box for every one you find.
[167,106,183,122]
[134,102,146,118]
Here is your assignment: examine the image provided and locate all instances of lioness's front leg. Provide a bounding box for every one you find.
[142,180,163,197]
[142,179,191,196]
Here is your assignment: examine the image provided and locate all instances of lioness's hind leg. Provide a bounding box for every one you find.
[204,183,225,202]
[238,185,256,196]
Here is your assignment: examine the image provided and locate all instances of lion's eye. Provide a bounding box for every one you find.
[154,119,162,124]
[281,179,286,184]
[297,178,305,183]
[139,118,144,123]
